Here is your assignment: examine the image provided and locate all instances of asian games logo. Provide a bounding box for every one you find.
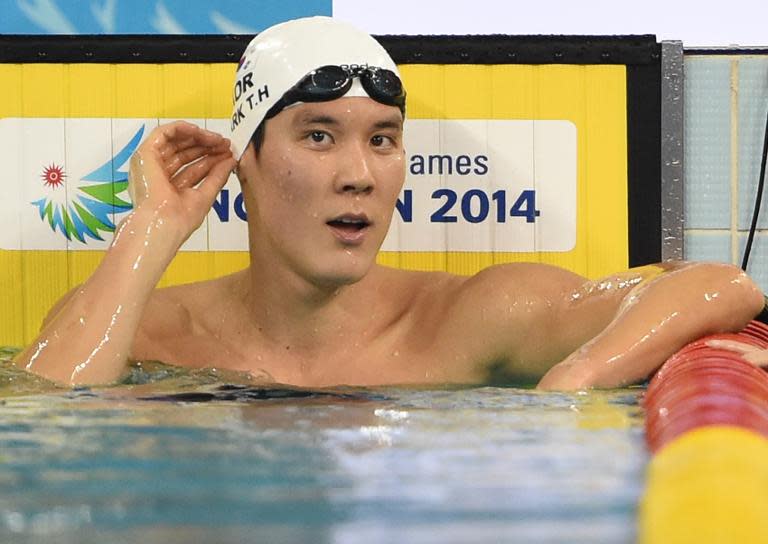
[31,126,144,243]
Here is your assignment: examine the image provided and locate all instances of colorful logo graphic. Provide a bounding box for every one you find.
[31,125,144,243]
[41,163,66,188]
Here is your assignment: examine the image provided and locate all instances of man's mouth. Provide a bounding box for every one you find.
[326,214,371,244]
[326,217,369,231]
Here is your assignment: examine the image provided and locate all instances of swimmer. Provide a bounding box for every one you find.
[12,16,765,389]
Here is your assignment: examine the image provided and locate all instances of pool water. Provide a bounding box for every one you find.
[0,354,646,544]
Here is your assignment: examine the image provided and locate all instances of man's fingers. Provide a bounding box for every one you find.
[158,136,196,159]
[705,339,768,367]
[742,350,768,367]
[165,146,205,175]
[147,121,227,157]
[159,132,228,158]
[164,136,232,175]
[171,152,233,190]
[141,121,196,151]
[158,121,216,143]
[165,145,218,176]
[128,121,231,216]
[167,125,225,148]
[160,131,229,155]
[191,156,238,205]
[705,339,758,354]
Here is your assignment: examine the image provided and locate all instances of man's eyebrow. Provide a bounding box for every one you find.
[294,114,340,127]
[292,113,403,130]
[373,117,404,130]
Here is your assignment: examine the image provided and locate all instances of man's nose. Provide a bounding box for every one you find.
[334,142,374,195]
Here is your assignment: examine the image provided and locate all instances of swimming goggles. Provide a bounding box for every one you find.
[265,65,406,119]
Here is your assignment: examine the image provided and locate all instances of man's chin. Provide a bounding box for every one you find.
[311,263,373,290]
[321,271,367,288]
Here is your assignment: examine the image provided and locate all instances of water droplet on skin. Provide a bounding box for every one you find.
[392,350,400,357]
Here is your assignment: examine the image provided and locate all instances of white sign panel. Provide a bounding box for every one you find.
[383,119,576,252]
[0,118,576,253]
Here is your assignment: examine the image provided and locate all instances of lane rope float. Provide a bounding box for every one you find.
[639,320,768,544]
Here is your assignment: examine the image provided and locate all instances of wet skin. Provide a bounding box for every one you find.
[13,98,766,389]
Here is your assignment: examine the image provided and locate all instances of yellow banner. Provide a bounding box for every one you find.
[0,62,627,346]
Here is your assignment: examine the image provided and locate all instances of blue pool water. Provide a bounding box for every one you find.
[0,356,646,544]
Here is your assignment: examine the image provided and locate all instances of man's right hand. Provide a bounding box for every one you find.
[128,121,236,246]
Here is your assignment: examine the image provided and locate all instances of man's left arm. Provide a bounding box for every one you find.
[537,262,764,390]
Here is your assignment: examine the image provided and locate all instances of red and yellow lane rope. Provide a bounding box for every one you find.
[639,321,768,543]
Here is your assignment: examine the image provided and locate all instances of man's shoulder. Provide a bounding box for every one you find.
[139,272,243,338]
[420,262,584,349]
[424,262,583,310]
[419,263,588,381]
[378,262,584,314]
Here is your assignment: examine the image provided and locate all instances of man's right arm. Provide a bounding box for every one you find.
[12,122,236,386]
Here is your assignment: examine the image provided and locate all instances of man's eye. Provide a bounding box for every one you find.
[371,135,393,147]
[309,131,328,143]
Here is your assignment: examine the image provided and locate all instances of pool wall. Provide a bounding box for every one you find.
[683,52,768,290]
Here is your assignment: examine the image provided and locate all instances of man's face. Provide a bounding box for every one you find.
[238,96,405,287]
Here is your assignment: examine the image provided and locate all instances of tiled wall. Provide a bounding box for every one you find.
[684,55,768,290]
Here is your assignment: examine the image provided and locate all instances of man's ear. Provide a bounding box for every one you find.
[235,142,256,184]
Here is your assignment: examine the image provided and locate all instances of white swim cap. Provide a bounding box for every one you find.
[230,16,403,160]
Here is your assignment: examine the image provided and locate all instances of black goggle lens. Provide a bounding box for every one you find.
[267,65,406,119]
[365,68,403,99]
[301,66,350,95]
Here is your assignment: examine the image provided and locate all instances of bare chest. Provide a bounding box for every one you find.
[132,324,482,387]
